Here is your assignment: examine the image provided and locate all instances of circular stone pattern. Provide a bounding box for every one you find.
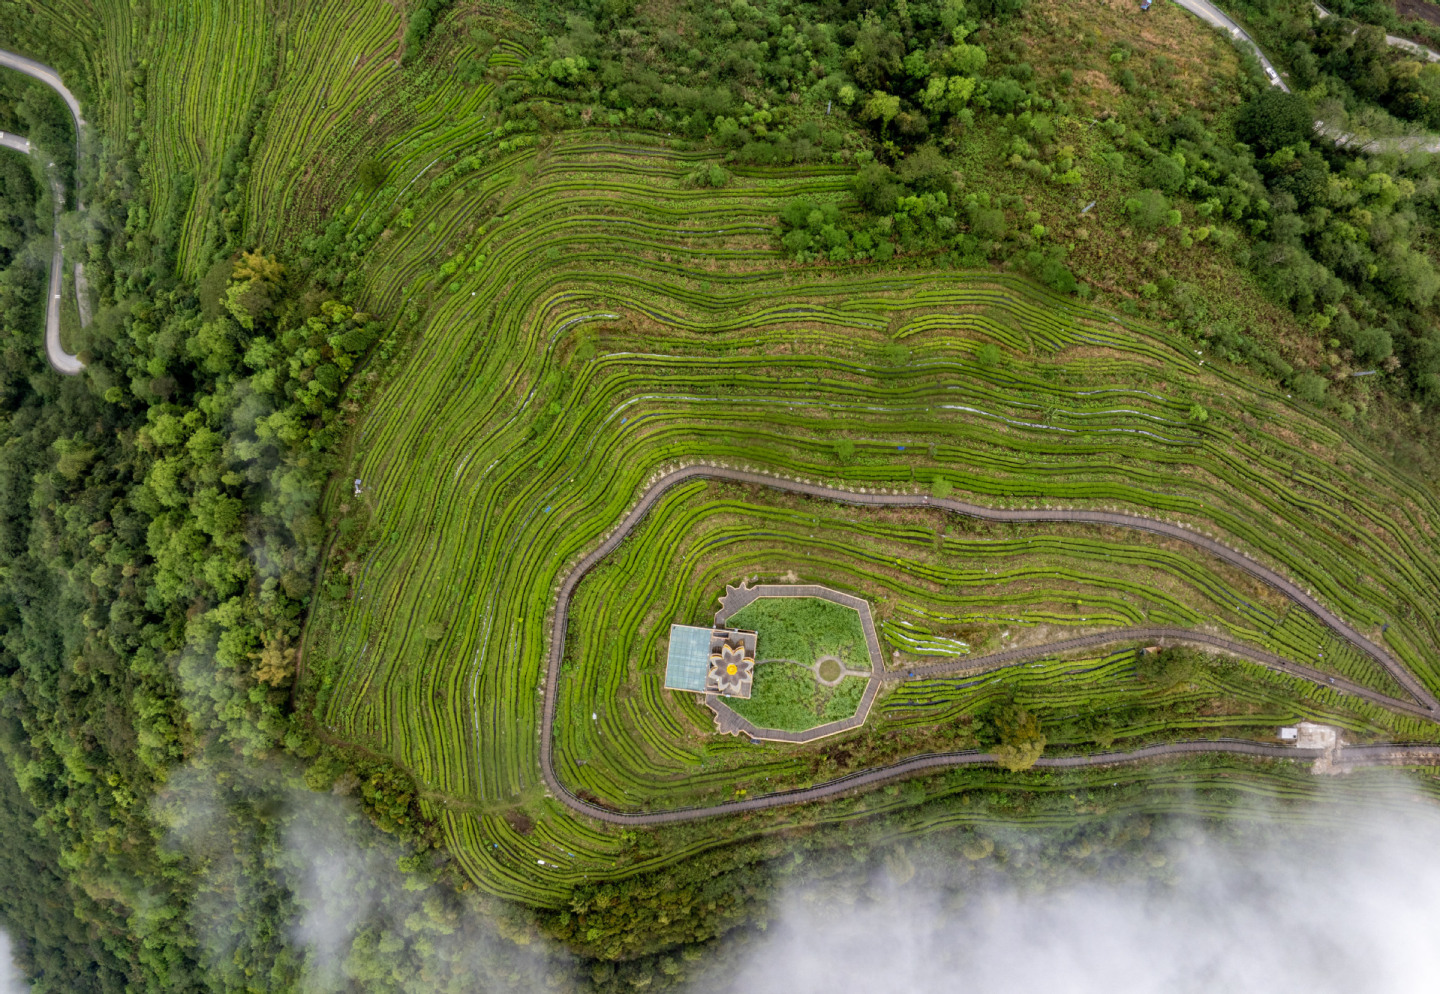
[724,663,869,733]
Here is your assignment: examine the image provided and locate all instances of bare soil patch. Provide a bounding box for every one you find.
[1397,0,1440,29]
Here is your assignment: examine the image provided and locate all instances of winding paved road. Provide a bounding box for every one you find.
[539,466,1440,825]
[1313,2,1440,63]
[0,48,87,374]
[1173,0,1440,153]
[1173,0,1290,89]
[0,50,85,142]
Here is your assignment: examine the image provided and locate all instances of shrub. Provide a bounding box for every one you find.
[979,700,1046,772]
[1136,646,1203,689]
[984,78,1028,114]
[402,0,454,63]
[1348,324,1393,363]
[1236,87,1313,155]
[1292,371,1329,403]
[1039,255,1078,294]
[357,158,387,192]
[970,207,1006,240]
[1123,189,1171,232]
[1141,154,1185,194]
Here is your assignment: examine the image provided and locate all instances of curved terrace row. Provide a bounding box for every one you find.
[539,465,1440,826]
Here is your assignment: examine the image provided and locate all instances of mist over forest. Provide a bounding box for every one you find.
[719,790,1440,994]
[0,932,26,994]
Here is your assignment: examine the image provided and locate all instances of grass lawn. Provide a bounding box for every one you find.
[726,596,870,669]
[725,663,868,732]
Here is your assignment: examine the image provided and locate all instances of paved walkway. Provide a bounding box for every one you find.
[539,466,1440,825]
[1,49,89,374]
[550,734,1440,827]
[887,625,1435,720]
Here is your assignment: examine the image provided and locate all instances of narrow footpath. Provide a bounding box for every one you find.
[539,466,1440,826]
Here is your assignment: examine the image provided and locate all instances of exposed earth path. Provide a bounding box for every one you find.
[540,466,1440,825]
[0,47,88,373]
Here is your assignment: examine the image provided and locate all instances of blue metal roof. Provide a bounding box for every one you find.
[664,625,714,693]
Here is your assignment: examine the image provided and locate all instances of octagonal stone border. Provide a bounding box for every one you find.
[702,582,884,744]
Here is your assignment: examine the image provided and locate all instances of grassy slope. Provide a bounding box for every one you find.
[549,480,1427,816]
[976,0,1334,370]
[727,596,870,668]
[725,665,867,732]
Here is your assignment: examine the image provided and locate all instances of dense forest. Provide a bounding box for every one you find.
[3,0,1440,990]
[0,37,452,990]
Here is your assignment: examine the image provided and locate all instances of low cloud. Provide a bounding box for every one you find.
[282,785,570,993]
[720,786,1440,994]
[282,790,399,991]
[0,930,29,994]
[154,754,567,993]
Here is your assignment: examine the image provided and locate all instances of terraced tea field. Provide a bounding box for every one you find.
[294,130,1440,902]
[12,0,1440,913]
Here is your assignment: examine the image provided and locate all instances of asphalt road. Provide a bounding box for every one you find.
[1313,2,1440,63]
[1172,0,1440,153]
[0,49,85,159]
[0,49,88,374]
[539,466,1440,825]
[1171,0,1289,90]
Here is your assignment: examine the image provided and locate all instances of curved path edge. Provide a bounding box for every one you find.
[539,466,1440,825]
[0,48,88,374]
[548,737,1440,828]
[1313,2,1440,64]
[705,623,1432,746]
[707,582,884,744]
[890,626,1434,720]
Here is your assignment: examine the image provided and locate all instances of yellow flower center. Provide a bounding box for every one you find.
[726,663,738,675]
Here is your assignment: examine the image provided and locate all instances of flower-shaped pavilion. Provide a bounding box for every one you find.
[706,639,755,697]
[664,624,757,699]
